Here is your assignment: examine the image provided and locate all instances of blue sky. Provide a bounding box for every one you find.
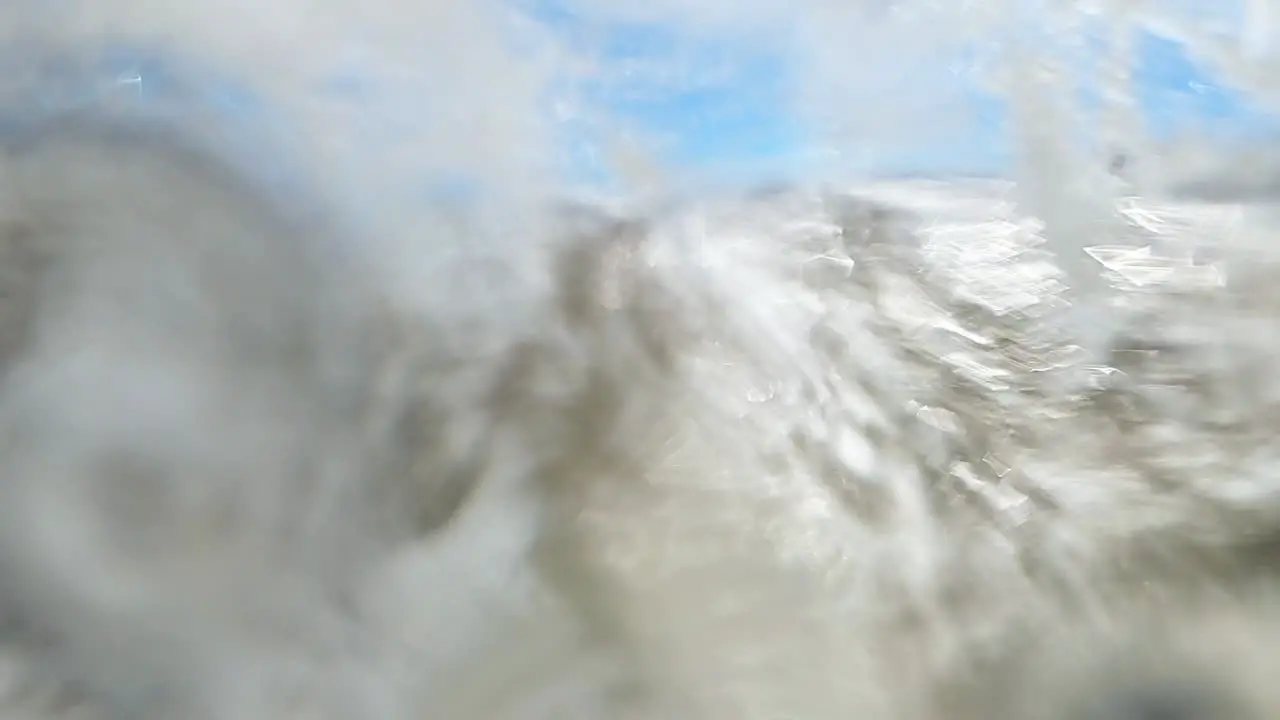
[24,5,1279,190]
[534,5,1280,182]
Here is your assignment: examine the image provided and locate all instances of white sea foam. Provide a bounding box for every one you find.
[1,2,1280,719]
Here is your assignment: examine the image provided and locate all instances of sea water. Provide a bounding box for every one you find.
[0,1,1277,718]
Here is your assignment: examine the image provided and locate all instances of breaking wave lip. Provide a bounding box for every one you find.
[2,110,1278,720]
